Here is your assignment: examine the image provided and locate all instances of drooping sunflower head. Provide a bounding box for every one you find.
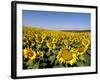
[57,49,78,65]
[77,45,88,56]
[82,38,90,46]
[76,38,90,56]
[23,48,37,60]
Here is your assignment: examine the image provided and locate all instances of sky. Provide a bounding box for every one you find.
[22,10,91,30]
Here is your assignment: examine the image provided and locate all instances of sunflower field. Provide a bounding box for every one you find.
[23,26,91,69]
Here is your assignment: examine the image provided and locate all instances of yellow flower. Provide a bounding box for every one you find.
[82,39,90,46]
[37,51,45,58]
[42,33,46,39]
[35,35,44,43]
[67,53,78,65]
[23,48,37,60]
[70,48,78,53]
[57,49,78,65]
[52,38,57,43]
[46,41,56,50]
[29,35,35,41]
[63,39,68,46]
[78,45,88,55]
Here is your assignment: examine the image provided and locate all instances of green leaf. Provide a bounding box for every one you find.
[83,54,91,66]
[79,55,85,61]
[48,55,55,65]
[25,60,33,69]
[32,62,39,69]
[26,60,33,66]
[54,60,59,65]
[51,49,58,55]
[25,60,39,69]
[76,60,85,67]
[36,43,42,50]
[46,50,51,57]
[42,63,47,67]
[76,54,91,66]
[53,63,64,68]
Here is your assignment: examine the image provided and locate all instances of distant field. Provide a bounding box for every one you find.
[22,26,91,69]
[62,30,90,32]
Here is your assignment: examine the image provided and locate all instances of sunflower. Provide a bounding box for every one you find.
[82,39,90,46]
[42,33,46,39]
[77,38,90,56]
[77,45,88,55]
[57,49,78,65]
[63,39,68,46]
[37,51,45,58]
[23,48,37,60]
[70,48,78,53]
[35,35,44,43]
[52,38,57,43]
[46,41,56,50]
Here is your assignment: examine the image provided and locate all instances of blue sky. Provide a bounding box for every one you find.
[22,10,91,30]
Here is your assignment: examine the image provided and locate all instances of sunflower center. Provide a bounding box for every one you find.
[78,46,85,52]
[49,42,53,47]
[27,51,33,57]
[36,37,42,42]
[61,49,73,61]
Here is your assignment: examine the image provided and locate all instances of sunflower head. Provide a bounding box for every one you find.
[23,48,37,60]
[78,45,88,55]
[82,39,90,46]
[63,39,68,46]
[42,33,46,39]
[57,49,78,65]
[35,35,44,43]
[46,40,56,50]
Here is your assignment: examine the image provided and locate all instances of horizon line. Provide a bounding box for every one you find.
[23,25,90,31]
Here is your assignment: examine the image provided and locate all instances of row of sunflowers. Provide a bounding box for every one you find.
[23,26,91,69]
